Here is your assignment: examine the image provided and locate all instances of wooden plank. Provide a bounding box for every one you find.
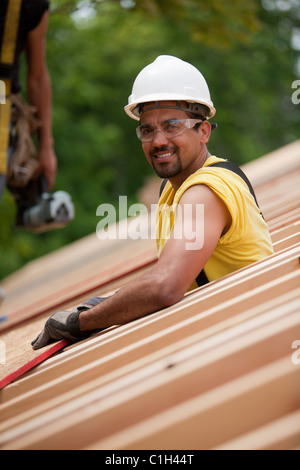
[0,288,298,433]
[0,214,156,323]
[0,317,298,449]
[1,242,296,392]
[89,358,299,451]
[1,244,299,401]
[264,197,300,223]
[0,340,69,390]
[212,410,300,450]
[0,243,156,329]
[270,221,300,243]
[273,231,300,252]
[1,216,155,296]
[0,244,298,398]
[241,139,300,188]
[267,208,300,232]
[253,166,300,198]
[0,258,156,387]
[0,260,153,334]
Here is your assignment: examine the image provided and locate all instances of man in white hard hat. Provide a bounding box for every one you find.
[32,55,274,350]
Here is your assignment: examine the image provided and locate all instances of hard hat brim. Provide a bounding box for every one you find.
[124,93,216,121]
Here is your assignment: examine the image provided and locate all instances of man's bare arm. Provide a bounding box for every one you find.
[31,184,230,349]
[79,184,231,331]
[26,10,57,189]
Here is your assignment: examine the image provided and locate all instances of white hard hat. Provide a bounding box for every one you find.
[125,55,216,121]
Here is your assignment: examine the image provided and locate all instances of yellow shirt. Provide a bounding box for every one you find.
[156,156,274,290]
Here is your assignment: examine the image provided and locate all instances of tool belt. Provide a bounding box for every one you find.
[7,93,41,187]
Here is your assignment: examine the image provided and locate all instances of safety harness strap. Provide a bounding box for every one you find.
[0,0,23,175]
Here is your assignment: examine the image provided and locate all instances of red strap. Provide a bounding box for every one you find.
[0,339,70,390]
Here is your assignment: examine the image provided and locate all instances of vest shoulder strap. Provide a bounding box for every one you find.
[208,160,261,210]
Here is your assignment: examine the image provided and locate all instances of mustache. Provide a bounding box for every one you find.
[149,145,177,158]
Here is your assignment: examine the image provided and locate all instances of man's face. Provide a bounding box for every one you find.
[139,102,209,185]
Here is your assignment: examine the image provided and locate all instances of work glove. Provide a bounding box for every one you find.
[31,296,109,350]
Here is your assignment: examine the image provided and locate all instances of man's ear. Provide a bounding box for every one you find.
[199,120,211,144]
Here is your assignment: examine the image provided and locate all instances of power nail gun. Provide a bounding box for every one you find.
[9,174,75,233]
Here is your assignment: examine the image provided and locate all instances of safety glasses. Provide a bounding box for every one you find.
[136,119,203,142]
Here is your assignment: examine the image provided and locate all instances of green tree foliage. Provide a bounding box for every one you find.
[0,0,299,279]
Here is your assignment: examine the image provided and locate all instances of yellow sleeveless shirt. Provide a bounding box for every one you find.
[156,156,274,290]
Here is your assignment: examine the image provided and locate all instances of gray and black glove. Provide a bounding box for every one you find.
[31,296,109,350]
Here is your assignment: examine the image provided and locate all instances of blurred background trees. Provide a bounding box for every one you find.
[0,0,299,279]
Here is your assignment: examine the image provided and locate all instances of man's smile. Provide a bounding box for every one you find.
[153,151,175,162]
[150,146,177,163]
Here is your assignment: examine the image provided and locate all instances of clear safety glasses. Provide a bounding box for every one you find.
[136,119,203,142]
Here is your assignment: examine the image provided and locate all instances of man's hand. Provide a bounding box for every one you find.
[31,307,90,350]
[31,297,109,350]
